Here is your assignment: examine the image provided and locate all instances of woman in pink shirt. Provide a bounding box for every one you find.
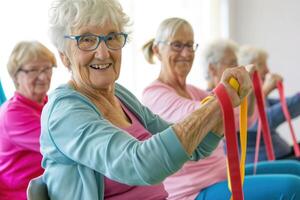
[0,41,56,200]
[142,18,300,200]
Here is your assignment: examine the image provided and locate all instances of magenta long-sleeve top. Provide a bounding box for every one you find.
[0,92,46,200]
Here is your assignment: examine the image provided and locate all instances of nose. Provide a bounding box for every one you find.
[94,41,110,59]
[37,70,51,80]
[180,46,194,57]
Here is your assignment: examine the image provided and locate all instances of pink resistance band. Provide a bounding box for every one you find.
[253,121,262,174]
[277,81,300,157]
[252,71,275,161]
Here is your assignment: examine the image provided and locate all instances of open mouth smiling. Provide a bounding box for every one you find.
[90,63,112,70]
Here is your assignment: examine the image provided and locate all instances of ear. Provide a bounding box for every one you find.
[59,52,71,69]
[152,44,162,61]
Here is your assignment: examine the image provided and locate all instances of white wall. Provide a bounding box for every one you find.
[229,0,300,144]
[0,0,226,101]
[119,0,218,100]
[0,1,62,99]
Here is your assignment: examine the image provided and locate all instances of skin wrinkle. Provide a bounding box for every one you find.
[171,65,251,155]
[173,98,222,155]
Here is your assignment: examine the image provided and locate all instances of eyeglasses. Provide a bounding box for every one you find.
[18,66,54,78]
[64,32,128,51]
[159,41,198,52]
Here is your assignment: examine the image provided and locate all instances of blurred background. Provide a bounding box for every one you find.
[1,0,299,143]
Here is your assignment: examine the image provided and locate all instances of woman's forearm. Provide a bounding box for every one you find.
[172,98,222,155]
[263,85,273,97]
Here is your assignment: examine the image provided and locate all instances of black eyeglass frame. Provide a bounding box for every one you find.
[17,66,55,77]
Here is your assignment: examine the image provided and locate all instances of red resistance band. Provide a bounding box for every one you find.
[214,83,244,200]
[252,71,275,161]
[277,81,300,157]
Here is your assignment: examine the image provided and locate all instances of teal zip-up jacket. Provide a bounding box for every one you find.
[40,83,222,200]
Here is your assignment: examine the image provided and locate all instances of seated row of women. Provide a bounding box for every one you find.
[0,0,300,199]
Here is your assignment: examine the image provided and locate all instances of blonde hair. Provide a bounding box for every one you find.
[142,17,193,64]
[7,41,56,88]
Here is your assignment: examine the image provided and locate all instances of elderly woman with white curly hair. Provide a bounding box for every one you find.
[38,0,254,199]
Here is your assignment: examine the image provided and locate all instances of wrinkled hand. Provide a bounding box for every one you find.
[263,73,283,92]
[220,66,253,107]
[245,64,256,76]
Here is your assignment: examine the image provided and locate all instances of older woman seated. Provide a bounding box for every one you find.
[142,18,300,200]
[238,45,300,161]
[0,41,56,200]
[39,0,253,200]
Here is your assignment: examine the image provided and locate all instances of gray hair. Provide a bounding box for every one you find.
[202,39,238,80]
[142,17,193,64]
[238,45,268,65]
[48,0,130,52]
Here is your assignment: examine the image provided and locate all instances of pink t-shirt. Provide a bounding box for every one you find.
[0,92,46,200]
[142,81,257,200]
[142,80,227,200]
[104,101,167,200]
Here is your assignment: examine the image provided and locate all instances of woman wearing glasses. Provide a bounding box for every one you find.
[40,0,253,199]
[0,41,56,200]
[142,18,300,200]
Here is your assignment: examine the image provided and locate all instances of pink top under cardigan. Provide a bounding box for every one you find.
[104,100,167,200]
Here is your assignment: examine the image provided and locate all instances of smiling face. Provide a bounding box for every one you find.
[16,59,53,103]
[64,22,123,92]
[158,24,195,83]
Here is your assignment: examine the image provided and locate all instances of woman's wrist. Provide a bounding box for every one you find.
[173,96,222,155]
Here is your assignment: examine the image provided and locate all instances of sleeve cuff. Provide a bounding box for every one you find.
[190,131,223,160]
[159,127,190,170]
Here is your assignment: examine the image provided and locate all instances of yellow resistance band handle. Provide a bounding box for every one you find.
[201,78,240,105]
[229,77,240,92]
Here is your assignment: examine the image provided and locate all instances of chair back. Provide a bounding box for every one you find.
[27,175,50,200]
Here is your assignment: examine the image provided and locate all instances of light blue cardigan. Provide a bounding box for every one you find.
[40,83,222,200]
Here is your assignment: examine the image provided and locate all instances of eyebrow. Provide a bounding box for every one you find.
[171,40,194,43]
[23,65,52,69]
